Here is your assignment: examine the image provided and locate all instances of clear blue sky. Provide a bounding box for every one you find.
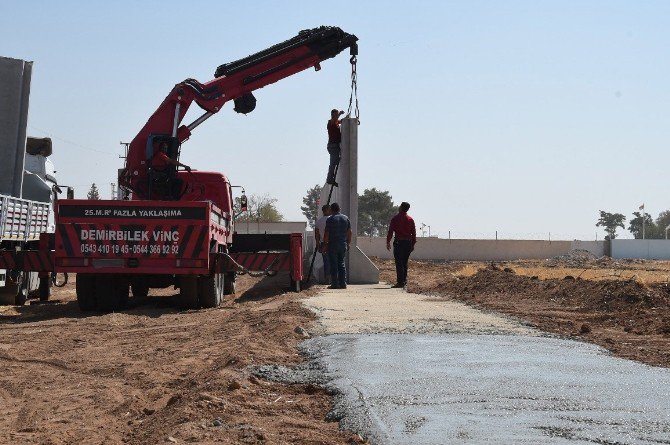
[3,0,669,240]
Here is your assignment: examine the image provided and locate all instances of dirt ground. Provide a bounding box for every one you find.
[374,256,670,368]
[0,274,363,445]
[4,253,670,443]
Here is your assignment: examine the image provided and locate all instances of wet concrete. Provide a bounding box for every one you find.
[306,333,670,445]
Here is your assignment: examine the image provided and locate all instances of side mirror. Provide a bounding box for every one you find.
[67,187,74,199]
[240,194,248,212]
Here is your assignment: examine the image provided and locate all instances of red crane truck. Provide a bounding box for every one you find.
[51,26,358,311]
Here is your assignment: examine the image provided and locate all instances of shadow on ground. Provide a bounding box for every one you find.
[234,272,293,303]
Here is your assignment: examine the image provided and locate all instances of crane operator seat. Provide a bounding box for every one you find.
[146,135,183,200]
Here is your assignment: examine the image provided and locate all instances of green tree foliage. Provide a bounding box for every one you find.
[358,188,396,236]
[87,183,100,200]
[628,211,657,239]
[655,211,670,238]
[595,211,625,240]
[300,184,322,229]
[233,194,283,223]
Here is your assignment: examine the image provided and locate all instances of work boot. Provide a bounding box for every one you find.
[392,283,404,288]
[327,285,339,289]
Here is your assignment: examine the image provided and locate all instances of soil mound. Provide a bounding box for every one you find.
[405,264,670,367]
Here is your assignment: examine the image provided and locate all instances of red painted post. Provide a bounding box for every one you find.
[38,233,52,300]
[289,233,303,287]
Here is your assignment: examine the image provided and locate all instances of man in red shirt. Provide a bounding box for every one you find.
[386,202,416,288]
[151,141,192,199]
[153,141,191,173]
[326,109,344,186]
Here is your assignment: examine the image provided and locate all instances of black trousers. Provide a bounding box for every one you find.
[327,143,341,184]
[393,240,413,285]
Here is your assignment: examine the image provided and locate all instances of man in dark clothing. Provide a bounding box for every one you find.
[323,202,352,289]
[314,204,331,284]
[326,109,344,186]
[386,202,417,288]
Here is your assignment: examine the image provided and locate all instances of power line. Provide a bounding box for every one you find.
[28,125,117,156]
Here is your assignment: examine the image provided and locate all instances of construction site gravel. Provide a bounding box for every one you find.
[3,253,670,444]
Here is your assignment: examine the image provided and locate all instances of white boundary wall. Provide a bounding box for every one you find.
[611,240,670,260]
[358,237,605,261]
[235,221,306,235]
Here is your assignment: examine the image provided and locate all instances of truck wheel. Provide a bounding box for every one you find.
[117,281,130,309]
[76,274,97,311]
[223,272,236,295]
[96,276,118,312]
[14,282,27,306]
[179,276,199,309]
[131,282,149,305]
[199,273,223,308]
[39,274,50,301]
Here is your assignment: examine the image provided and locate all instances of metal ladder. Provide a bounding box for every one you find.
[304,160,340,285]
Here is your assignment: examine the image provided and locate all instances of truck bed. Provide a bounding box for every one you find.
[0,194,50,243]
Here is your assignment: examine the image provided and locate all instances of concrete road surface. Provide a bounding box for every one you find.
[302,285,670,445]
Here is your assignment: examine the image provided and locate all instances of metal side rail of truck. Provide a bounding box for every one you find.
[0,195,52,305]
[53,199,303,312]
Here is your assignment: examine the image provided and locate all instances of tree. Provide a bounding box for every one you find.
[233,193,283,223]
[87,183,100,200]
[300,184,322,228]
[628,211,657,239]
[656,211,670,238]
[358,188,396,236]
[595,211,625,240]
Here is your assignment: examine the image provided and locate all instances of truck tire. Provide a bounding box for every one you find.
[223,272,236,295]
[179,276,199,309]
[117,281,130,309]
[96,275,122,312]
[39,274,50,301]
[14,281,27,306]
[131,282,149,305]
[76,274,97,311]
[199,273,223,308]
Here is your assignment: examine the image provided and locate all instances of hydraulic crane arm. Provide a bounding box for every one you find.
[121,26,358,197]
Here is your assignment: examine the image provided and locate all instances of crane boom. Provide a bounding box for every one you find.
[121,26,358,198]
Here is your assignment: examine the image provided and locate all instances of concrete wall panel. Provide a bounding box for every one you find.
[358,237,608,261]
[611,240,670,260]
[0,56,32,197]
[570,240,606,257]
[235,221,307,235]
